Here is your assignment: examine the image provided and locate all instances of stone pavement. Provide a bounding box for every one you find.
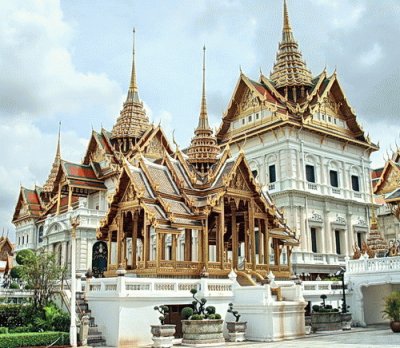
[98,325,400,348]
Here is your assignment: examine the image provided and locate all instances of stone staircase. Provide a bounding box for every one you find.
[76,291,107,347]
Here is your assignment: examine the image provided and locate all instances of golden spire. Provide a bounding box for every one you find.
[111,28,151,152]
[43,122,62,192]
[270,0,312,90]
[126,27,139,103]
[187,46,219,172]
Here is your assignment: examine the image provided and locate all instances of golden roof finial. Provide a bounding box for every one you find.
[283,0,291,32]
[127,27,139,102]
[111,28,151,147]
[270,0,312,89]
[187,46,219,171]
[43,121,62,192]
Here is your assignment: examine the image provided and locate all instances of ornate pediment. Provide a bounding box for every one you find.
[144,135,164,158]
[122,184,136,202]
[229,170,251,192]
[237,88,260,116]
[380,166,400,194]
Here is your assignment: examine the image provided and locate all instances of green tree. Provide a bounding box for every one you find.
[18,249,66,311]
[16,249,34,265]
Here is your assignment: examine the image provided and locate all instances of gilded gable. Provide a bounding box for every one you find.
[145,136,164,158]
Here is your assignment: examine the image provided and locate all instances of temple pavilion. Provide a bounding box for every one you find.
[97,46,299,282]
[12,27,298,282]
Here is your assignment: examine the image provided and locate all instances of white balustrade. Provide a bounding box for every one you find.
[346,256,400,274]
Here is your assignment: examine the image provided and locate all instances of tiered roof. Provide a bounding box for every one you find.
[111,29,151,150]
[187,47,219,172]
[270,0,312,89]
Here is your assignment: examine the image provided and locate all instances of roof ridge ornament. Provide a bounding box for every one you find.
[43,121,62,192]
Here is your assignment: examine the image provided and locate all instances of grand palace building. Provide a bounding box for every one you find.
[12,1,380,279]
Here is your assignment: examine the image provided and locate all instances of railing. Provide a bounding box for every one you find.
[347,256,400,274]
[331,188,341,195]
[87,277,234,298]
[353,192,362,199]
[268,183,275,191]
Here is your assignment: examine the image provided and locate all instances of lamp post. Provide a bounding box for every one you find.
[70,215,80,347]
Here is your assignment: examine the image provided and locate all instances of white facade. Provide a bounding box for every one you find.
[14,189,111,273]
[232,125,372,275]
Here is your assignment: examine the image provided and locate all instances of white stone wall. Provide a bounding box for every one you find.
[232,126,372,274]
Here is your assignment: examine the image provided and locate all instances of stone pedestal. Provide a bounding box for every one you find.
[226,322,247,342]
[150,325,175,348]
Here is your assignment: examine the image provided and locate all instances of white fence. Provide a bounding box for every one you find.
[346,255,400,274]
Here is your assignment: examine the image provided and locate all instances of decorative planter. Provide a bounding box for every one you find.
[311,312,341,332]
[181,319,224,347]
[150,324,176,348]
[340,313,352,331]
[390,321,400,333]
[226,321,247,342]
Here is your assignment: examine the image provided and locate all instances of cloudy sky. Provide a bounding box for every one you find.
[1,0,400,241]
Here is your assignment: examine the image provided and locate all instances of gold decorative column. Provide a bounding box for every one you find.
[131,211,138,269]
[231,205,238,269]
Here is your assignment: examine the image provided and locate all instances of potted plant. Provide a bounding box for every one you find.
[382,291,400,333]
[150,305,176,348]
[226,303,247,342]
[311,295,341,332]
[181,288,224,346]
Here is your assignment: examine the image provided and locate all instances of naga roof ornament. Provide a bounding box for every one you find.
[270,0,313,89]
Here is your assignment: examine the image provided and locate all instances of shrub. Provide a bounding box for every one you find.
[227,303,241,322]
[0,332,69,348]
[215,314,221,319]
[0,305,23,328]
[154,305,170,325]
[191,314,204,320]
[181,307,193,320]
[0,328,7,335]
[16,250,34,266]
[9,283,19,290]
[10,266,23,279]
[312,305,320,313]
[9,326,32,333]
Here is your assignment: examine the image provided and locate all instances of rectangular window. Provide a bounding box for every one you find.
[306,165,315,183]
[242,119,245,125]
[311,228,317,253]
[256,113,259,120]
[357,232,362,249]
[248,115,252,122]
[351,175,360,191]
[26,235,28,244]
[330,170,339,187]
[335,230,341,254]
[22,236,24,245]
[269,164,276,183]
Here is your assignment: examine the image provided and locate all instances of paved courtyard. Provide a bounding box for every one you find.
[99,325,400,348]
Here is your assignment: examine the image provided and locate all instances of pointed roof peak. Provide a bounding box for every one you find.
[270,0,312,89]
[127,27,139,103]
[111,29,151,145]
[196,44,210,132]
[283,0,291,33]
[187,47,219,171]
[43,122,62,192]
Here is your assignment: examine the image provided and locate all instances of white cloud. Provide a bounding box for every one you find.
[359,43,383,67]
[0,0,121,119]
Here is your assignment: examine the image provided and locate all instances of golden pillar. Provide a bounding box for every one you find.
[231,205,238,269]
[203,217,209,270]
[107,230,112,269]
[249,200,256,270]
[131,211,138,269]
[219,203,225,269]
[184,229,192,261]
[257,219,263,264]
[263,219,270,265]
[67,186,73,211]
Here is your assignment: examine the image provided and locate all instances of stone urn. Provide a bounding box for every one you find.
[150,324,176,348]
[311,312,341,332]
[340,312,352,331]
[390,321,400,333]
[181,319,224,346]
[226,321,247,342]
